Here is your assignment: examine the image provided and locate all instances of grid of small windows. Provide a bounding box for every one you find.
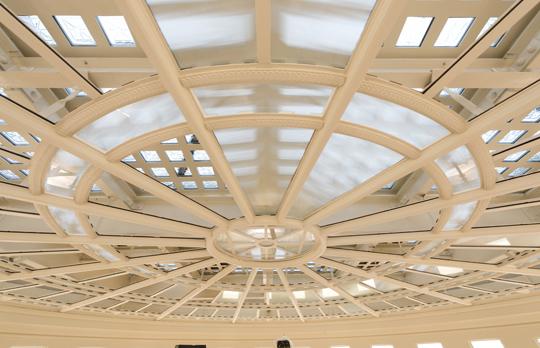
[18,14,135,48]
[122,133,226,193]
[0,120,36,185]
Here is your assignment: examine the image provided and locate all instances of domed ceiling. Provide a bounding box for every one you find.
[0,0,539,323]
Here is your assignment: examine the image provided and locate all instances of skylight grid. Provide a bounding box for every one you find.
[18,15,57,45]
[434,17,474,47]
[396,17,433,47]
[54,16,96,46]
[97,16,135,47]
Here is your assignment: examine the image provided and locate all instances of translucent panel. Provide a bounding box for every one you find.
[18,16,56,45]
[342,93,449,148]
[498,130,526,144]
[320,288,340,298]
[418,343,443,348]
[272,0,375,67]
[372,345,394,348]
[290,134,402,218]
[97,16,135,47]
[193,84,333,117]
[396,17,433,47]
[435,146,480,193]
[203,180,218,189]
[48,206,86,235]
[150,167,169,177]
[508,167,530,177]
[122,154,136,162]
[409,264,463,276]
[481,130,499,143]
[84,244,120,261]
[140,150,161,162]
[434,17,474,47]
[0,169,19,180]
[216,128,313,215]
[191,150,209,161]
[522,107,540,123]
[45,150,89,197]
[470,340,504,348]
[1,131,29,145]
[182,181,197,189]
[197,166,215,176]
[439,87,464,97]
[503,150,529,162]
[54,16,96,46]
[147,0,256,68]
[529,152,540,162]
[476,17,505,47]
[165,150,184,162]
[443,201,477,231]
[76,94,185,151]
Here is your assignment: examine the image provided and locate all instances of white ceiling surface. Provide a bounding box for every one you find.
[0,0,539,324]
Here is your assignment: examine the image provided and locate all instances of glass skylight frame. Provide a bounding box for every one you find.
[434,17,475,47]
[18,15,57,46]
[396,16,434,47]
[470,339,505,348]
[54,15,96,46]
[97,16,136,47]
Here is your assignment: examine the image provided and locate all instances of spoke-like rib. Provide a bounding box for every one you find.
[297,264,378,317]
[61,258,217,312]
[324,248,540,277]
[156,264,235,320]
[276,0,406,220]
[256,0,272,64]
[276,269,304,321]
[319,257,469,305]
[232,268,258,323]
[117,0,255,222]
[0,3,101,98]
[0,250,210,282]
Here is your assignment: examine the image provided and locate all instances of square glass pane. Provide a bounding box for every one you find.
[417,344,443,348]
[197,166,215,176]
[18,15,56,45]
[193,84,333,117]
[165,150,185,162]
[508,167,530,177]
[396,17,433,47]
[181,181,197,190]
[271,0,375,67]
[191,150,209,161]
[481,130,499,143]
[146,0,256,68]
[0,169,19,180]
[1,131,29,146]
[175,167,192,177]
[503,150,528,162]
[498,130,526,144]
[203,180,218,189]
[470,340,504,348]
[522,107,540,123]
[150,167,169,177]
[140,150,161,162]
[54,16,96,46]
[97,16,135,47]
[434,17,474,47]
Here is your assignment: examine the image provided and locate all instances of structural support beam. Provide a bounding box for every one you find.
[156,264,235,320]
[232,268,258,323]
[324,248,540,277]
[61,258,217,312]
[0,250,210,283]
[117,0,256,222]
[297,264,379,317]
[319,257,470,305]
[255,0,272,64]
[276,269,304,322]
[276,0,406,220]
[0,3,101,98]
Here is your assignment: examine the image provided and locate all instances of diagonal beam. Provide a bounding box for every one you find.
[156,264,235,320]
[423,0,539,98]
[232,268,258,323]
[306,78,540,225]
[0,250,210,283]
[276,268,304,321]
[0,182,211,237]
[0,97,227,227]
[0,3,101,98]
[297,264,378,317]
[0,231,205,249]
[322,170,540,235]
[324,248,540,277]
[61,258,217,312]
[319,257,470,305]
[276,0,407,220]
[117,0,255,222]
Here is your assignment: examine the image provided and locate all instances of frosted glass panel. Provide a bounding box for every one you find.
[435,146,480,193]
[342,93,449,148]
[147,0,256,68]
[443,201,477,231]
[194,84,333,116]
[45,150,89,197]
[76,93,184,151]
[290,134,402,218]
[49,206,85,235]
[216,127,313,215]
[272,0,375,67]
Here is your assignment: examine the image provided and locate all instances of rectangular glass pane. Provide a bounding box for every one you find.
[417,344,443,348]
[498,130,526,144]
[434,17,475,47]
[18,15,56,45]
[396,17,433,47]
[470,340,504,348]
[476,17,505,47]
[54,16,96,46]
[97,16,135,47]
[435,146,480,193]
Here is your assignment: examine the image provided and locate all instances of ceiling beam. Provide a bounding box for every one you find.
[232,268,258,323]
[276,269,304,322]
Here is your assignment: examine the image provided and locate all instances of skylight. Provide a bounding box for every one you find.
[292,291,306,299]
[140,150,161,162]
[529,152,540,162]
[522,107,540,123]
[320,288,340,298]
[440,88,465,97]
[508,167,530,177]
[222,290,240,299]
[396,17,433,47]
[503,150,529,162]
[203,181,218,189]
[434,17,474,47]
[165,150,185,162]
[0,169,19,180]
[182,181,197,190]
[1,131,29,146]
[122,155,136,162]
[476,17,505,47]
[495,167,507,174]
[192,150,209,161]
[372,345,394,348]
[481,130,499,143]
[97,16,135,47]
[197,166,215,176]
[175,167,192,177]
[54,16,96,46]
[498,130,526,144]
[417,344,443,348]
[470,340,504,348]
[150,167,169,177]
[18,15,56,45]
[185,134,199,144]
